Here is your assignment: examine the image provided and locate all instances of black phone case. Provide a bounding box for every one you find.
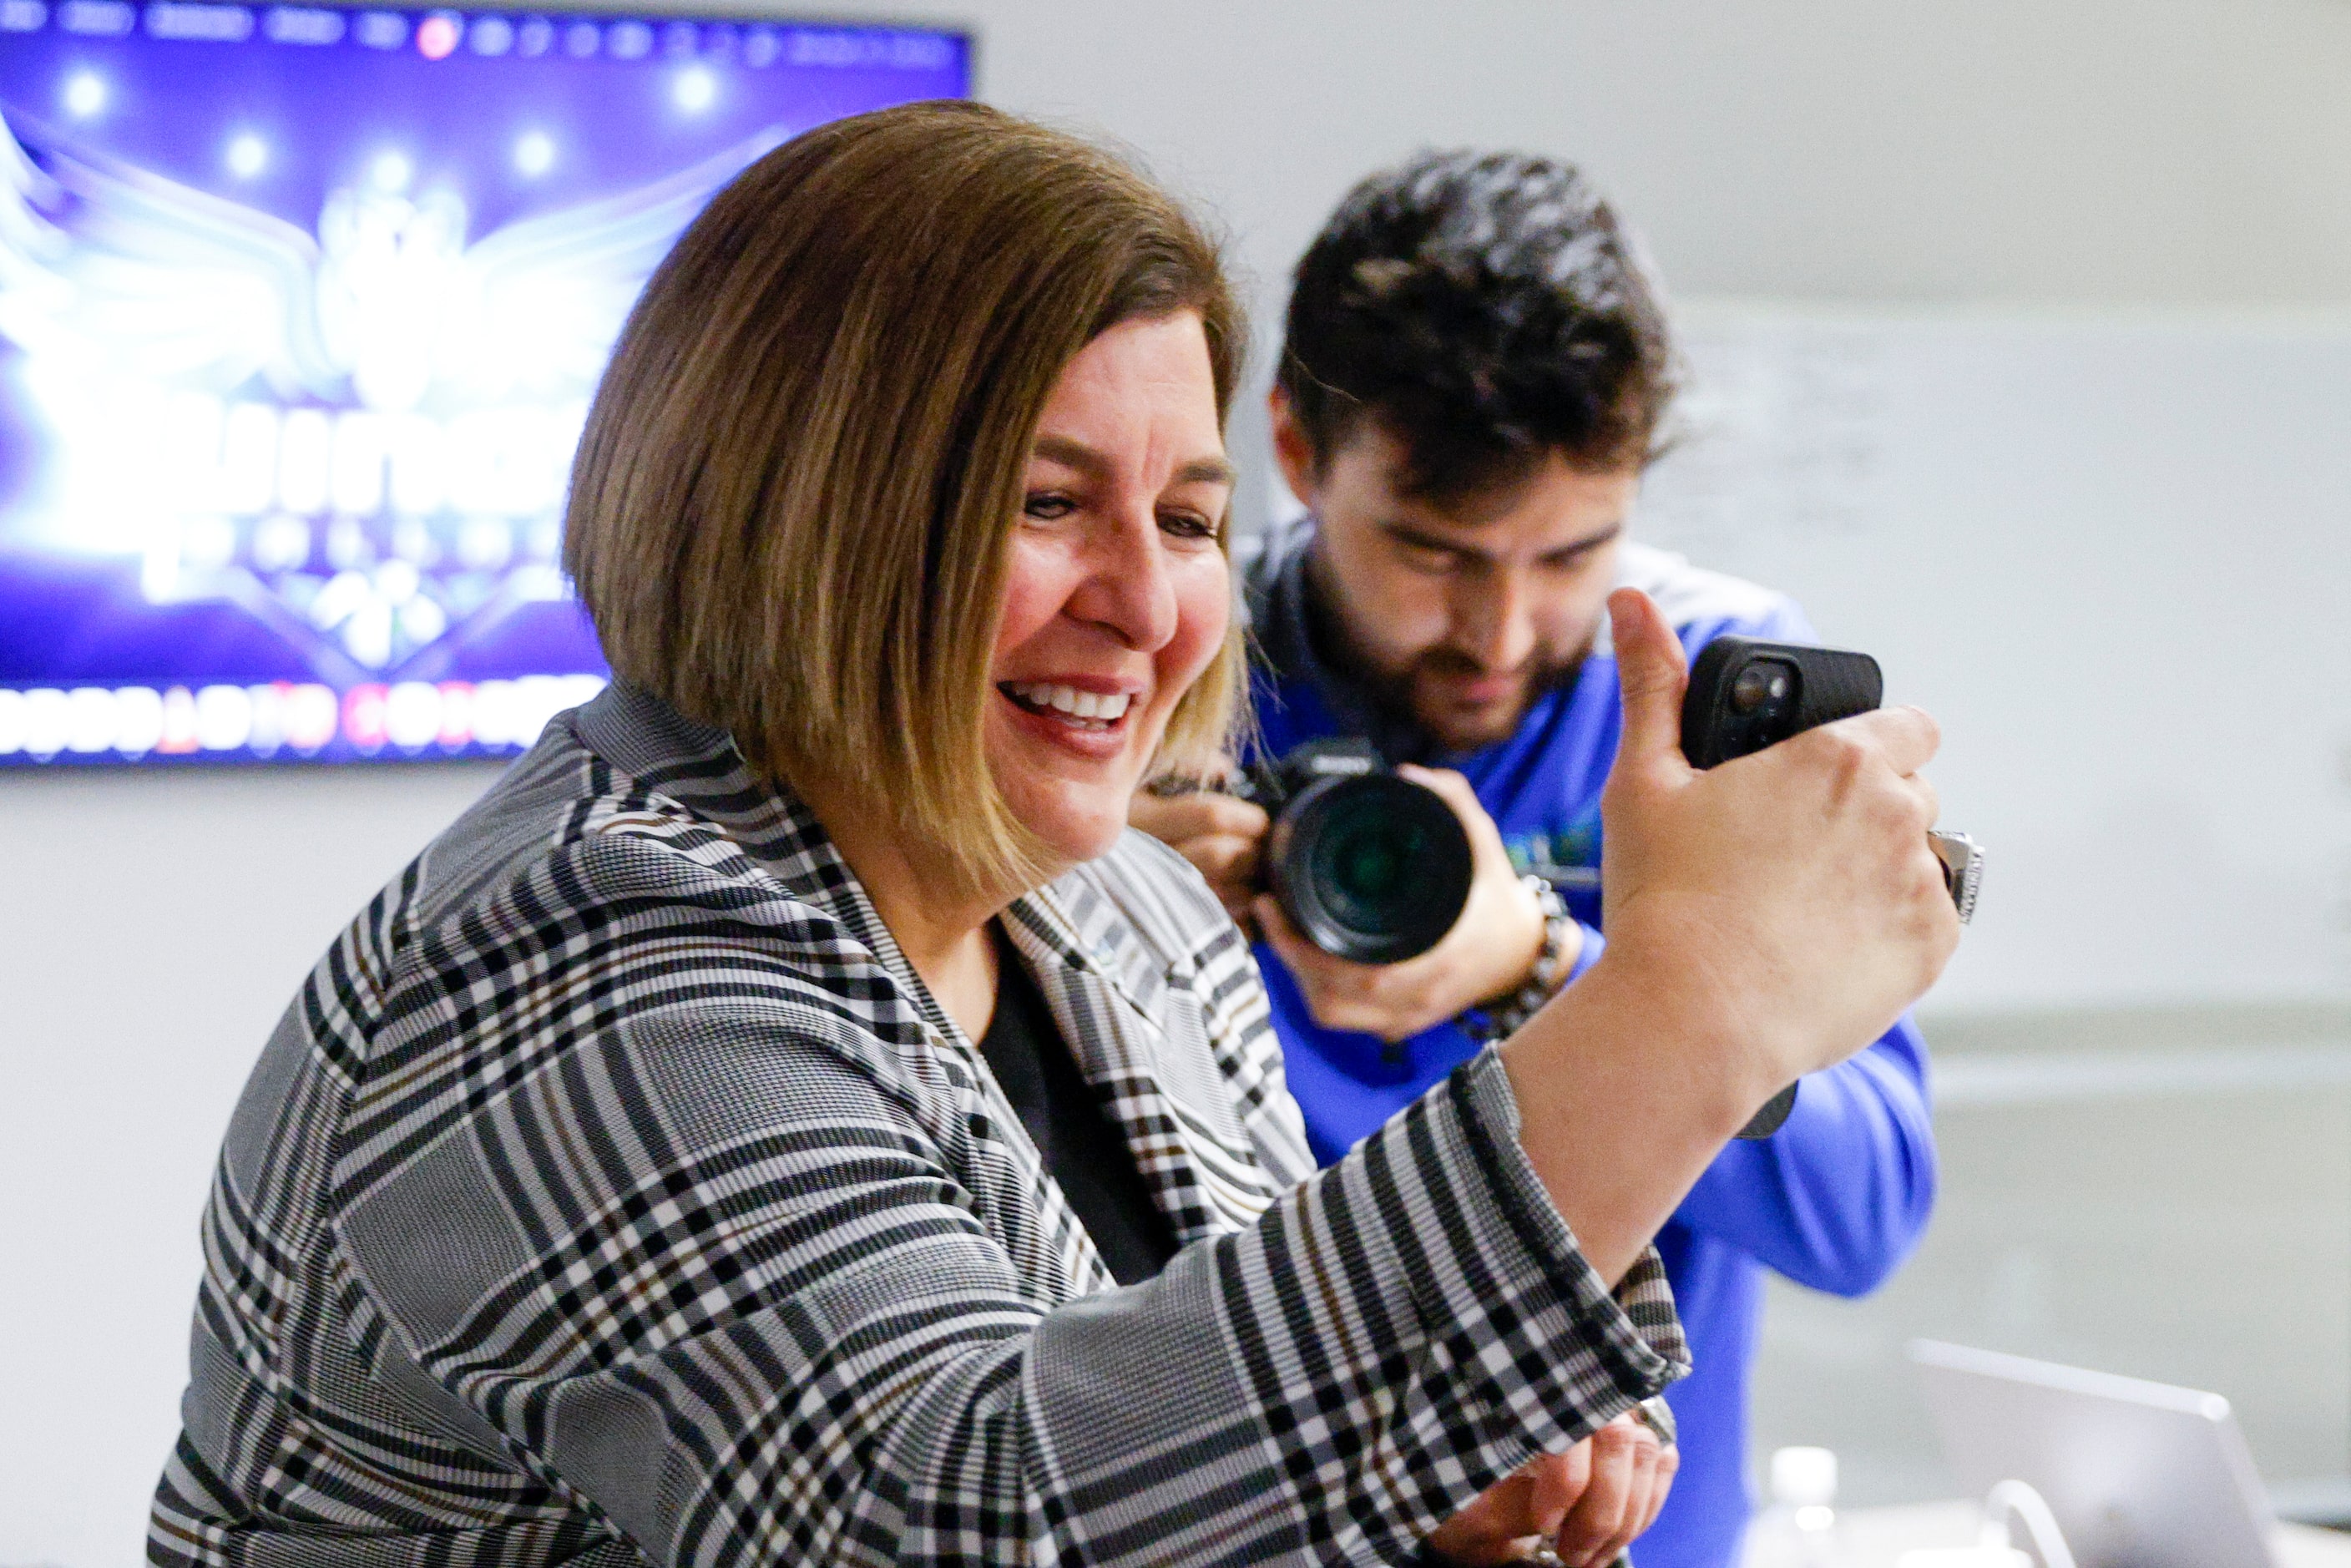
[1680,636,1883,1138]
[1680,637,1884,769]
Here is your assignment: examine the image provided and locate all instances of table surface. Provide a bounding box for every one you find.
[1771,1500,2351,1566]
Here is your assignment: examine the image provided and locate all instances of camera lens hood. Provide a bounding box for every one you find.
[1267,771,1474,965]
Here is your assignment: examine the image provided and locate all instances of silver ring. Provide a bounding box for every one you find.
[1929,829,1984,924]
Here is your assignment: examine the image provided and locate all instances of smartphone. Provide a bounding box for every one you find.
[1681,636,1885,769]
[1681,636,1885,1139]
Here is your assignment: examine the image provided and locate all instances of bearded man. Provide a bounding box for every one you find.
[1135,151,1937,1568]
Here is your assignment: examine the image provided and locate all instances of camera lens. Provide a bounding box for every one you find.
[1269,773,1474,964]
[1730,661,1793,715]
[1326,816,1408,907]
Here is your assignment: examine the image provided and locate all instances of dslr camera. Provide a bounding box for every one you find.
[1233,739,1475,965]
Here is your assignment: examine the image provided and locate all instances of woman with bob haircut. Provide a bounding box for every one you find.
[153,103,1956,1568]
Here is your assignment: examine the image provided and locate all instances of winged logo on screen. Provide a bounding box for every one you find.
[0,110,780,682]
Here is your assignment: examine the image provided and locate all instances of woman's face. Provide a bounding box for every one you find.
[988,311,1234,869]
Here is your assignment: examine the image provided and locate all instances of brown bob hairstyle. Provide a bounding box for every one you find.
[565,101,1247,892]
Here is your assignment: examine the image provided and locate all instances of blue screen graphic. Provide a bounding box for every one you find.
[0,3,968,765]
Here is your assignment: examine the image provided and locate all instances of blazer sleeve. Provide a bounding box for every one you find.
[331,832,1689,1568]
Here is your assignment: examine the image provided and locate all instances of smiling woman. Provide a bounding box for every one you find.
[985,326,1237,874]
[151,100,1959,1568]
[566,104,1246,905]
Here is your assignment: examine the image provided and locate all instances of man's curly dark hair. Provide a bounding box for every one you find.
[1278,150,1673,505]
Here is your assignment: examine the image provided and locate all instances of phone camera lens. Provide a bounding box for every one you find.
[1730,664,1792,715]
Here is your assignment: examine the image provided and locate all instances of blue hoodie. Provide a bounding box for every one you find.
[1243,520,1937,1568]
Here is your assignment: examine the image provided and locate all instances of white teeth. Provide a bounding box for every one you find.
[1007,682,1133,724]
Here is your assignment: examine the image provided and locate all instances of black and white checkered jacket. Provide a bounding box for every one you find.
[151,685,1686,1567]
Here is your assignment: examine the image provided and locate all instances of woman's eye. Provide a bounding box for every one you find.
[1022,491,1077,521]
[1158,510,1217,542]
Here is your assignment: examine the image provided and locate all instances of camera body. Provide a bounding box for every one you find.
[1240,739,1475,965]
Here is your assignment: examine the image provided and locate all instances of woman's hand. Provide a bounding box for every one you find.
[1427,1414,1676,1566]
[1591,585,1956,1102]
[1499,587,1959,1284]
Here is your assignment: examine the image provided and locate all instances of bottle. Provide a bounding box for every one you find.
[1745,1446,1843,1567]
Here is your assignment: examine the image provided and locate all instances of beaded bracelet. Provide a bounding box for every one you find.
[1468,876,1575,1044]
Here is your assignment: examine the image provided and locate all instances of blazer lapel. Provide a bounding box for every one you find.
[575,688,1279,1274]
[1004,884,1283,1246]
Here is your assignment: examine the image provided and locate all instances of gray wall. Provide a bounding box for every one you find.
[10,3,2351,1562]
[929,0,2351,311]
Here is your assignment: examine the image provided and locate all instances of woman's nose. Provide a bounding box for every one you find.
[1065,505,1179,651]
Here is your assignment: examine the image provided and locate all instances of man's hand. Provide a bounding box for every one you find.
[1426,1413,1676,1567]
[1253,764,1565,1043]
[1129,780,1269,925]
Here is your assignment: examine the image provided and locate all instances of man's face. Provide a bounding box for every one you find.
[1273,397,1637,754]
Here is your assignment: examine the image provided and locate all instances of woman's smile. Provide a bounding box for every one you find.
[997,676,1145,759]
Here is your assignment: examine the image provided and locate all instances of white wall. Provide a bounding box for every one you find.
[891,0,2351,311]
[1638,307,2351,1009]
[11,3,2351,1561]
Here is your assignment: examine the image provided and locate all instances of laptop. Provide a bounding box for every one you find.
[1910,1339,2277,1568]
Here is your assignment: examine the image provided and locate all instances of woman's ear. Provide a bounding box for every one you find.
[1268,386,1323,513]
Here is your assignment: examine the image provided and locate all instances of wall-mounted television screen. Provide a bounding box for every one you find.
[0,3,968,766]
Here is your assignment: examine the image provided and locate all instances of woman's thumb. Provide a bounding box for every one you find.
[1608,587,1691,779]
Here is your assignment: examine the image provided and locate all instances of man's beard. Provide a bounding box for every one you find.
[1299,554,1587,755]
[1383,645,1586,754]
[1317,610,1585,754]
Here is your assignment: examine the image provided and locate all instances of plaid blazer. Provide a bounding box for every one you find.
[152,685,1686,1567]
